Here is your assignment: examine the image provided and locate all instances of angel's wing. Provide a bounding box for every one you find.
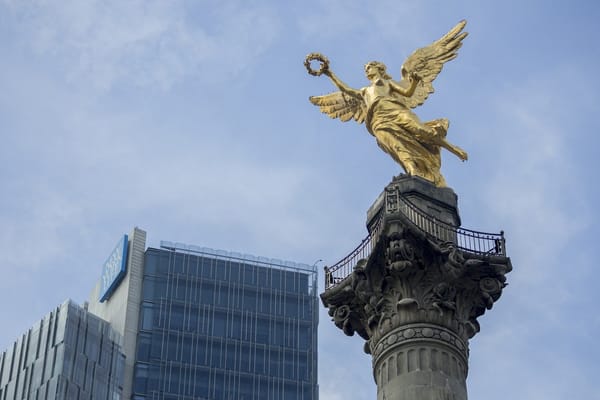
[309,91,366,124]
[399,20,468,109]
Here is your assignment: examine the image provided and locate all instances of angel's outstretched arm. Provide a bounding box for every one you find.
[390,74,420,97]
[324,70,362,98]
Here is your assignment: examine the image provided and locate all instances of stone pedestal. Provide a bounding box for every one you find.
[321,175,512,400]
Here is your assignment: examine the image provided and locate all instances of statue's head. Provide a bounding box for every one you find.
[364,61,392,80]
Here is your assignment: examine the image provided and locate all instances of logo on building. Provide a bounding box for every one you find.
[99,234,129,302]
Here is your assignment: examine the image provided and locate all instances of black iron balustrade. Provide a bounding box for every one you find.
[324,213,384,290]
[324,190,506,290]
[397,194,505,256]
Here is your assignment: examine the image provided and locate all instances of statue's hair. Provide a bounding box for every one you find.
[364,61,392,79]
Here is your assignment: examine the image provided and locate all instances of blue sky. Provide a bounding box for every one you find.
[1,1,599,398]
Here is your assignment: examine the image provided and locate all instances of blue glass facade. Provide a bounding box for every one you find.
[133,245,319,400]
[0,300,124,400]
[1,229,319,400]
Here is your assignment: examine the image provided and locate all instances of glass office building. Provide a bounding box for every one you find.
[1,228,319,399]
[0,300,124,400]
[133,242,319,400]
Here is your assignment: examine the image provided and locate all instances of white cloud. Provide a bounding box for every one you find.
[2,0,281,90]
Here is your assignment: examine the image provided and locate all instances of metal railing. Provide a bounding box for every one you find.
[324,190,506,290]
[397,194,505,256]
[324,214,384,290]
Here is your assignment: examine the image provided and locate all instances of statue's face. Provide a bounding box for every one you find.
[365,65,379,81]
[365,64,384,81]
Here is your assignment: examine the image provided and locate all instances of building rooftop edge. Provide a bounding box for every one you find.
[158,240,318,274]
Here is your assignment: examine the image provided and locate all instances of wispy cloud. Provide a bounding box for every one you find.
[2,0,281,90]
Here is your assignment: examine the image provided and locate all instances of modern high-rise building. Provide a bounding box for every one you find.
[0,227,319,400]
[0,300,124,400]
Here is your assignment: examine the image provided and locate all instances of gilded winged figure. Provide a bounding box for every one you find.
[307,20,469,187]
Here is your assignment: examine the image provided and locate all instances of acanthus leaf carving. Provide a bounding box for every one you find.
[321,219,512,349]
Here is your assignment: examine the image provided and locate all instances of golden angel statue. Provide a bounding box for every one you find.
[306,20,469,187]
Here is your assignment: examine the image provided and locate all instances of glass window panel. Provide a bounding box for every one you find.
[229,262,241,283]
[210,346,222,369]
[150,333,163,359]
[169,305,184,331]
[229,316,241,340]
[298,325,310,349]
[298,274,309,293]
[194,338,208,366]
[258,376,270,399]
[270,270,282,289]
[256,322,269,344]
[31,358,44,387]
[213,313,226,337]
[85,335,100,363]
[85,362,95,392]
[254,347,265,374]
[285,271,297,292]
[67,381,79,399]
[243,265,256,285]
[133,364,148,394]
[5,381,14,400]
[144,253,158,275]
[200,284,214,305]
[47,375,58,400]
[136,334,151,362]
[157,253,170,275]
[212,371,224,399]
[180,337,193,363]
[140,305,154,331]
[259,291,271,314]
[298,352,308,380]
[44,346,56,382]
[284,353,296,379]
[225,344,236,369]
[147,364,160,392]
[174,277,186,301]
[28,329,40,365]
[187,255,200,278]
[285,382,300,400]
[199,257,212,278]
[142,278,154,301]
[268,350,281,377]
[167,333,179,362]
[243,290,257,311]
[186,308,198,332]
[271,321,285,346]
[216,284,229,307]
[194,373,209,398]
[240,345,251,373]
[285,296,299,318]
[215,260,227,281]
[173,254,185,273]
[73,353,86,386]
[258,267,267,286]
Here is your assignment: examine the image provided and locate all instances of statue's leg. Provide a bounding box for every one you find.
[404,118,438,141]
[440,139,468,161]
[373,129,414,174]
[423,119,468,161]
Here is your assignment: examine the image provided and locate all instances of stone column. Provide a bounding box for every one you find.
[321,175,511,400]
